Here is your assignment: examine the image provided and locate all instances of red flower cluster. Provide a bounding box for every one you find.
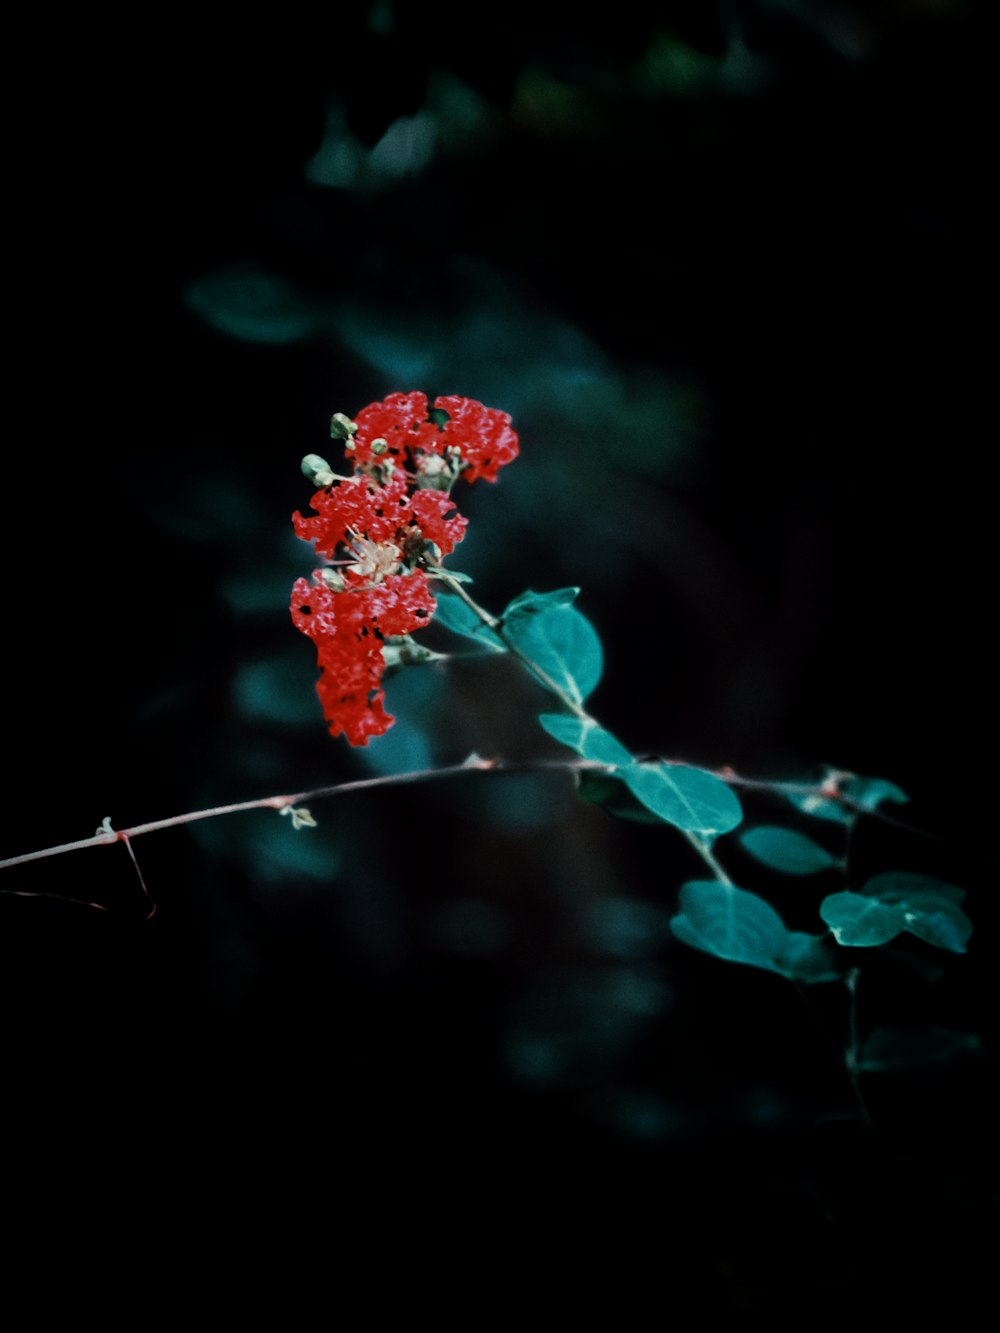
[349,391,519,483]
[291,393,518,745]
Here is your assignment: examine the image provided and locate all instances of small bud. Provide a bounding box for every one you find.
[280,804,318,829]
[370,437,389,457]
[302,453,337,487]
[329,412,358,441]
[381,636,445,676]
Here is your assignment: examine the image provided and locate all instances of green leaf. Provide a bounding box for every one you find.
[820,874,972,954]
[575,757,743,837]
[184,267,317,344]
[432,593,506,651]
[502,596,603,705]
[862,872,972,953]
[740,825,837,875]
[777,931,842,983]
[671,882,785,968]
[502,587,580,617]
[819,893,905,947]
[779,771,909,823]
[863,871,966,907]
[621,762,742,836]
[859,1025,982,1074]
[576,772,664,825]
[670,882,838,983]
[538,714,632,765]
[842,775,909,812]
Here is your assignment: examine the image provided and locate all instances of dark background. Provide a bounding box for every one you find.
[2,1,993,1306]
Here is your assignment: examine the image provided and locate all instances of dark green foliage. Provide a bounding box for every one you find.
[841,775,909,812]
[576,771,666,825]
[538,712,742,835]
[621,763,742,836]
[670,881,839,983]
[859,1025,982,1074]
[537,714,632,765]
[501,590,603,705]
[820,874,971,953]
[740,825,837,875]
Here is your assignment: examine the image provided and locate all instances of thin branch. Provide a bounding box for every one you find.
[683,831,732,885]
[0,756,607,874]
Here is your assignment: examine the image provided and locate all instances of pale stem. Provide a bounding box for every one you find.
[0,757,606,873]
[432,571,591,722]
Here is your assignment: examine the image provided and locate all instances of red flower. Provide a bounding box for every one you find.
[351,391,430,467]
[425,395,520,484]
[293,469,467,563]
[291,571,436,745]
[347,391,519,484]
[293,391,517,745]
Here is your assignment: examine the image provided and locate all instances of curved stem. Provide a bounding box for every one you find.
[433,570,590,721]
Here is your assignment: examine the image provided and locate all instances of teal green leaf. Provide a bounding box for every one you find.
[621,762,742,836]
[432,593,506,651]
[820,875,971,953]
[842,775,909,812]
[820,892,912,947]
[184,267,316,344]
[859,1025,982,1074]
[670,882,837,983]
[671,882,785,968]
[502,596,603,705]
[862,872,971,953]
[863,871,966,907]
[740,825,837,875]
[776,931,842,983]
[502,587,580,617]
[538,714,632,765]
[576,772,664,825]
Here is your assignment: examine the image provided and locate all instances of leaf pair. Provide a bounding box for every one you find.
[436,585,603,703]
[538,714,743,837]
[670,881,839,984]
[820,874,972,953]
[438,587,743,837]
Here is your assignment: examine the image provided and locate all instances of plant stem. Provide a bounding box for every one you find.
[0,756,606,874]
[684,832,732,885]
[844,967,874,1129]
[432,570,591,721]
[434,572,734,883]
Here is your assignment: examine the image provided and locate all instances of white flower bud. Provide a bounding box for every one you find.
[329,412,358,440]
[302,453,337,487]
